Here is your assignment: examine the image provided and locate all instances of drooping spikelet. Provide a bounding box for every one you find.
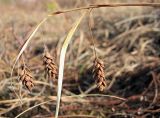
[43,47,58,81]
[19,66,34,91]
[93,58,106,91]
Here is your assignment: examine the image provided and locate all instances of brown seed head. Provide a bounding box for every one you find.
[93,58,106,91]
[43,48,58,81]
[19,67,34,91]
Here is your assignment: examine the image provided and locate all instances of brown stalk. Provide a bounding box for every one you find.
[51,3,160,15]
[93,58,106,91]
[19,66,34,91]
[43,47,58,81]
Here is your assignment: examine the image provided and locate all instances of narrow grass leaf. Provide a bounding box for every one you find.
[11,17,48,76]
[55,11,87,118]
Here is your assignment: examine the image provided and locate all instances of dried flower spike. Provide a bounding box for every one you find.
[93,58,106,91]
[43,47,58,81]
[19,66,34,91]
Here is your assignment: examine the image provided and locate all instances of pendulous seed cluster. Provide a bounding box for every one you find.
[93,58,106,91]
[19,67,34,91]
[43,49,58,81]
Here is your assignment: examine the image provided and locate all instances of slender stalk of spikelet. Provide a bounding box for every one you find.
[43,46,58,81]
[19,66,34,91]
[93,58,106,91]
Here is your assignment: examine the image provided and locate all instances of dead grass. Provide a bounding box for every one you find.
[0,1,160,118]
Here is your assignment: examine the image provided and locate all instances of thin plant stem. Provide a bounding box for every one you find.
[50,3,160,16]
[88,8,97,59]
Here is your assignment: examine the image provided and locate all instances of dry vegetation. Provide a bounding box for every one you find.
[0,0,160,118]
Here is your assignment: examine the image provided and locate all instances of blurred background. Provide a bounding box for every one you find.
[0,0,160,118]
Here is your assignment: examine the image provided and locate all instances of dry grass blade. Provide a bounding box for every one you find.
[55,11,87,118]
[11,17,49,77]
[15,100,52,118]
[50,3,160,16]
